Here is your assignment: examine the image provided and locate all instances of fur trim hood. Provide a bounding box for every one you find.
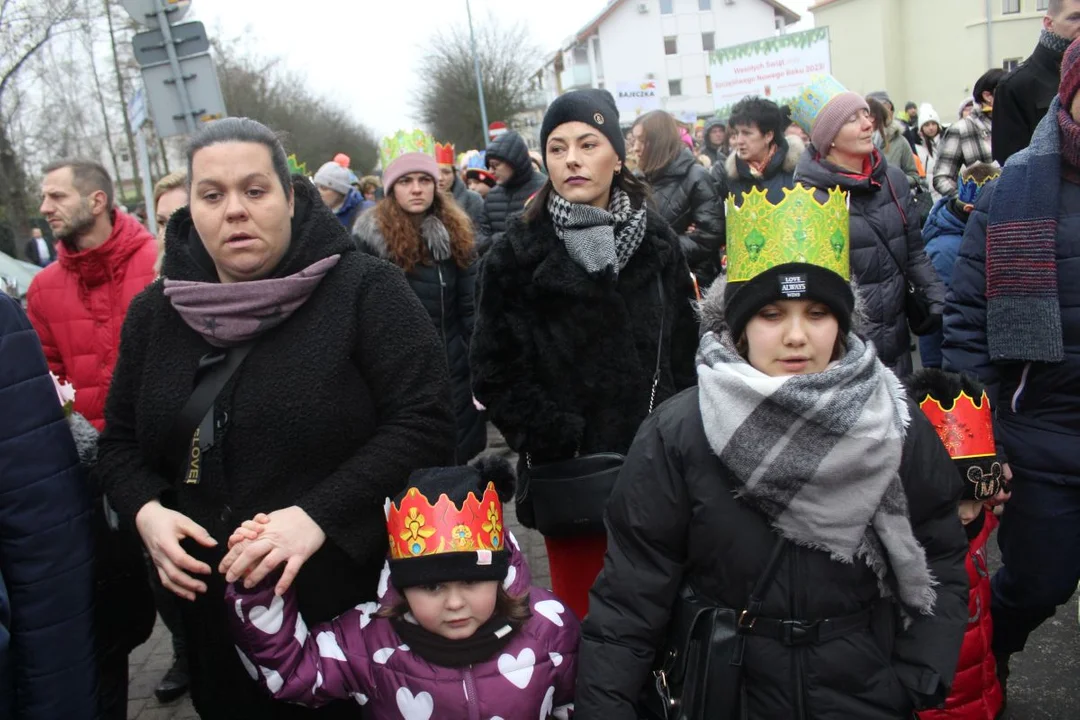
[725,135,805,182]
[352,208,453,263]
[697,272,869,340]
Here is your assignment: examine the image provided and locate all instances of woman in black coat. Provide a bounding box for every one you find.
[791,76,944,377]
[96,118,455,720]
[712,95,804,204]
[631,110,725,288]
[576,221,968,719]
[354,141,486,463]
[470,90,700,622]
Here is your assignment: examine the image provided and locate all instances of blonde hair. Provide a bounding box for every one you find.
[152,171,187,275]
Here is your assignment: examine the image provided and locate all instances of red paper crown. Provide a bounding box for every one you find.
[434,142,456,166]
[387,482,504,560]
[918,390,995,460]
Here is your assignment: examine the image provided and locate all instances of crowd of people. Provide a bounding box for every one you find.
[2,2,1079,719]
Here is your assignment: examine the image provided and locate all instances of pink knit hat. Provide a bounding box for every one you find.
[383,152,439,191]
[810,92,870,151]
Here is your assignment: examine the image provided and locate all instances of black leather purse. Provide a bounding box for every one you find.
[521,281,665,538]
[640,536,788,720]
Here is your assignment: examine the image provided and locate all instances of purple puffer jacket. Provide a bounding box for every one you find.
[226,531,579,719]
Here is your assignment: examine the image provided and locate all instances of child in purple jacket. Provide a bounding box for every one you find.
[223,458,579,719]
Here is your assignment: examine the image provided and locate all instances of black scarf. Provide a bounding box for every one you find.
[391,615,521,668]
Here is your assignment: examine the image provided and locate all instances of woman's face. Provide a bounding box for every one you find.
[745,300,839,376]
[392,172,436,215]
[732,123,774,164]
[403,580,499,640]
[921,122,940,139]
[154,186,187,248]
[831,109,875,158]
[546,120,622,208]
[631,123,647,158]
[189,142,294,284]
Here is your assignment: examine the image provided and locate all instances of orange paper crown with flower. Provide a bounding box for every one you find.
[387,481,504,560]
[918,390,996,460]
[434,142,456,166]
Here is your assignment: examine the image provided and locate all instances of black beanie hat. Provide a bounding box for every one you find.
[388,457,516,590]
[724,262,855,343]
[540,89,626,167]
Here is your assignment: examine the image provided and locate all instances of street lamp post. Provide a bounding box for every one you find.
[466,0,490,145]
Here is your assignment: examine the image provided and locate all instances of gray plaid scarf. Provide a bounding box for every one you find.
[696,331,937,616]
[548,187,647,277]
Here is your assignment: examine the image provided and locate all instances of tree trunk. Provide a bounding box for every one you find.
[86,1,123,186]
[158,135,170,174]
[0,118,32,259]
[104,0,142,204]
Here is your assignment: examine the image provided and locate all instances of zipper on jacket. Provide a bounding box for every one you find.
[789,546,808,720]
[463,666,481,720]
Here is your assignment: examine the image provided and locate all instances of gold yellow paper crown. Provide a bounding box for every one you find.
[386,482,504,560]
[380,129,435,171]
[725,185,850,283]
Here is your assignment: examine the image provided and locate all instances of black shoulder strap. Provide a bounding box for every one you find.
[166,342,255,476]
[744,535,788,620]
[647,279,666,414]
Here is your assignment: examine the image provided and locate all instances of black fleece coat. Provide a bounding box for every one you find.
[478,131,547,254]
[576,387,968,719]
[646,147,725,288]
[795,148,945,377]
[353,210,486,464]
[96,178,455,720]
[992,41,1062,165]
[470,207,700,526]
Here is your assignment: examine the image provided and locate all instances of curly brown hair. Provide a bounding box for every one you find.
[373,189,475,273]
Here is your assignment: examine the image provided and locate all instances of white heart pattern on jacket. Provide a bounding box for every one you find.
[497,648,535,690]
[317,632,346,661]
[352,692,369,705]
[549,652,563,667]
[502,564,517,591]
[260,665,284,694]
[248,594,285,635]
[533,599,565,627]
[294,614,309,645]
[373,647,396,664]
[539,686,555,719]
[235,646,257,680]
[355,601,379,629]
[378,560,391,598]
[395,687,434,720]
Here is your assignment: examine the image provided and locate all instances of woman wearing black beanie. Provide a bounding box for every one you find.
[470,89,700,620]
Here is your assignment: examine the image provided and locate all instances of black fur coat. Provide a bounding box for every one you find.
[470,207,700,525]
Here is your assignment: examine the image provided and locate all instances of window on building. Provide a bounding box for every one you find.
[702,32,715,52]
[699,0,712,9]
[664,36,678,54]
[1002,0,1020,14]
[1003,57,1023,72]
[660,0,674,14]
[1037,0,1049,10]
[669,79,682,96]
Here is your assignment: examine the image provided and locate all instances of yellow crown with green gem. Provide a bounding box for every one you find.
[725,185,850,283]
[379,129,435,170]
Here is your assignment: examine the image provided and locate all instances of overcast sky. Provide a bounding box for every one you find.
[191,0,812,138]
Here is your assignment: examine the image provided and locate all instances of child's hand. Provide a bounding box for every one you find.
[221,514,271,576]
[958,500,983,526]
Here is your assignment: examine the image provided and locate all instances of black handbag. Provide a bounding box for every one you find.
[521,281,665,538]
[641,536,788,720]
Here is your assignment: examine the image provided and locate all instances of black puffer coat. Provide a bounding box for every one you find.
[470,207,700,526]
[478,131,547,254]
[97,178,455,719]
[576,386,968,719]
[354,210,486,463]
[646,147,725,288]
[450,174,485,231]
[712,135,804,203]
[795,148,944,377]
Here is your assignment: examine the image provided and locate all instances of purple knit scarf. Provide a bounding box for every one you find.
[163,255,341,347]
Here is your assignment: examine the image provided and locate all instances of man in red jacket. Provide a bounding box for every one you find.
[27,159,158,431]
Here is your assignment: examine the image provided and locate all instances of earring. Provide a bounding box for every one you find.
[615,167,622,176]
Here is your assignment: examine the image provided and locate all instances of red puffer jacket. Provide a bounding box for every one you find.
[919,509,1003,720]
[27,210,156,430]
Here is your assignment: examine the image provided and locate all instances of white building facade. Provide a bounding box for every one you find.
[526,0,800,132]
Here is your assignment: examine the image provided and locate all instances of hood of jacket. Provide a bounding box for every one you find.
[57,209,154,288]
[725,135,804,182]
[795,146,888,196]
[485,131,536,189]
[704,117,728,152]
[353,208,457,264]
[162,176,354,283]
[655,146,699,182]
[335,187,365,220]
[922,197,968,244]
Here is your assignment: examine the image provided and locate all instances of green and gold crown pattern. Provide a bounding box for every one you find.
[380,129,435,170]
[725,185,850,283]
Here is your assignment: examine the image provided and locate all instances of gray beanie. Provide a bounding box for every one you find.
[313,161,353,196]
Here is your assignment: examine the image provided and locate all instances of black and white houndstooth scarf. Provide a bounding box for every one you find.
[548,187,647,277]
[696,330,938,616]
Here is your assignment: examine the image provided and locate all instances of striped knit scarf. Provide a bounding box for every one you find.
[985,98,1064,363]
[548,188,647,278]
[696,331,937,616]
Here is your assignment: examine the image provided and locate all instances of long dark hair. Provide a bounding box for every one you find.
[522,169,651,225]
